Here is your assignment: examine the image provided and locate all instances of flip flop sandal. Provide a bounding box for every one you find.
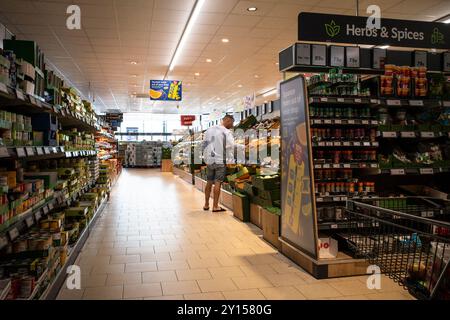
[203,207,210,211]
[212,207,226,212]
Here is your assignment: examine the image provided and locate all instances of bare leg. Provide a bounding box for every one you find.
[204,181,213,209]
[212,182,222,210]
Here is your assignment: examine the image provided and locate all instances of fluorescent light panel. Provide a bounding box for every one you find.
[169,0,205,71]
[262,88,277,97]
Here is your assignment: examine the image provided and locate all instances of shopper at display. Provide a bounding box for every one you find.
[202,115,235,212]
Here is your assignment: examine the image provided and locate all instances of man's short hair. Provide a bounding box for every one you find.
[223,114,235,122]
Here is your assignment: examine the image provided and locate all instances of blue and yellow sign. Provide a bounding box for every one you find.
[150,80,182,101]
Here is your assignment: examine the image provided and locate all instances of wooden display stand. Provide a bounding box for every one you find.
[232,193,250,222]
[280,239,369,279]
[261,208,281,249]
[250,204,262,229]
[221,189,234,211]
[161,159,173,172]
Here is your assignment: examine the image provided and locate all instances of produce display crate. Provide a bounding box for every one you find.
[261,207,281,249]
[232,192,250,222]
[250,203,262,229]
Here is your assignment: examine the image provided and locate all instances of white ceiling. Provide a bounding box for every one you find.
[0,0,449,115]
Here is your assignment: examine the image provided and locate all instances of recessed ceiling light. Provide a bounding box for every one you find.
[254,74,259,78]
[247,7,257,12]
[216,97,221,101]
[133,92,137,95]
[195,72,200,76]
[221,38,229,43]
[130,61,138,65]
[275,62,279,65]
[131,74,137,77]
[264,100,268,103]
[208,102,213,105]
[206,58,212,63]
[238,84,243,88]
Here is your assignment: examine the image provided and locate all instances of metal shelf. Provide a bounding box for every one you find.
[311,118,379,126]
[313,141,379,148]
[0,146,96,160]
[314,163,379,169]
[0,86,98,133]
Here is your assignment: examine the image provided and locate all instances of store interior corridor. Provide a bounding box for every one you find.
[56,169,414,300]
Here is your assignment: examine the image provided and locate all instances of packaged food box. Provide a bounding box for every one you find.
[24,172,58,189]
[64,207,88,218]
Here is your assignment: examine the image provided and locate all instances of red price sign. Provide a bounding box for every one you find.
[181,115,196,126]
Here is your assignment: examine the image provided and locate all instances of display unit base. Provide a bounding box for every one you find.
[173,167,193,184]
[161,159,173,172]
[279,238,370,279]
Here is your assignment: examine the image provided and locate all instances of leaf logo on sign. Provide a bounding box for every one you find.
[325,20,340,38]
[431,28,445,45]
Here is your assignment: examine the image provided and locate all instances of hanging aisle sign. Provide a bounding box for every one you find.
[150,80,182,101]
[298,12,450,49]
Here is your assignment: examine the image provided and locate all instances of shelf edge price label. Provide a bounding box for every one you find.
[371,120,379,125]
[343,142,350,146]
[331,224,338,229]
[409,100,424,106]
[391,168,405,175]
[419,168,434,175]
[323,164,331,169]
[332,164,340,168]
[0,147,9,158]
[443,101,450,107]
[370,99,379,104]
[35,210,42,221]
[401,131,416,138]
[65,152,72,158]
[353,142,361,146]
[314,164,321,169]
[332,197,341,202]
[44,147,51,154]
[335,120,342,124]
[8,228,19,242]
[362,120,369,125]
[387,99,401,106]
[25,147,35,156]
[316,198,323,202]
[48,203,54,211]
[36,147,44,155]
[333,142,341,146]
[16,147,26,158]
[43,206,49,215]
[0,82,8,93]
[25,216,34,228]
[354,98,362,103]
[370,164,378,168]
[373,142,379,147]
[0,236,8,250]
[348,120,355,124]
[363,142,370,146]
[324,120,332,124]
[421,132,435,138]
[320,97,328,102]
[343,164,351,168]
[16,89,25,100]
[337,98,345,103]
[383,132,397,138]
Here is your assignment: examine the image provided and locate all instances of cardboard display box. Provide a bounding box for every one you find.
[261,207,281,249]
[232,192,250,222]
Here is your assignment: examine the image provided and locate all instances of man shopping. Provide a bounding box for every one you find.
[202,115,235,212]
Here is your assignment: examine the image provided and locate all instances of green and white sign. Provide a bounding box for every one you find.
[299,12,450,49]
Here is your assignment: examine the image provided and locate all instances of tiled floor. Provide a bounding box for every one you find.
[57,169,414,300]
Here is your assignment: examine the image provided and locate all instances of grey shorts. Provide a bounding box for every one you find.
[206,164,226,182]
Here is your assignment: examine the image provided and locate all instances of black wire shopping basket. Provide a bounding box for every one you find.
[345,197,450,300]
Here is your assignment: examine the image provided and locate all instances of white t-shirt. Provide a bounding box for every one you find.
[203,125,235,165]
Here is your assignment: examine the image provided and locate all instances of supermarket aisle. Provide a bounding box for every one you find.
[57,169,413,300]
